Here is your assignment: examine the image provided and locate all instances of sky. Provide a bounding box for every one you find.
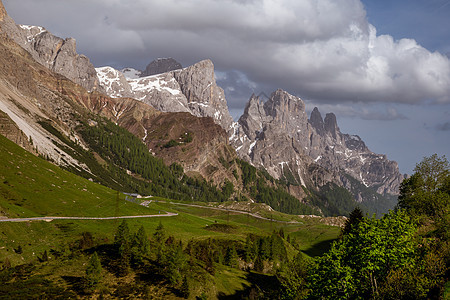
[3,0,450,175]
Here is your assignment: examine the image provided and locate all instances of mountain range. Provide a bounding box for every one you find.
[0,0,404,216]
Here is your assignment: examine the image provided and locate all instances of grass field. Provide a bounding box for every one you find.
[0,134,341,297]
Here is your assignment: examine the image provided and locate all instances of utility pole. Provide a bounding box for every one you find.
[114,191,120,226]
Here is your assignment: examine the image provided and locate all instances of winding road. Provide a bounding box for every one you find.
[163,201,301,224]
[0,212,178,222]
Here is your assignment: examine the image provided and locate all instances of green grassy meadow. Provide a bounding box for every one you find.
[0,134,340,297]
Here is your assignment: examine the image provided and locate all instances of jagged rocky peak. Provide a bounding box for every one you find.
[324,112,339,139]
[141,58,182,77]
[0,2,100,92]
[174,59,234,130]
[266,89,306,119]
[309,107,326,136]
[232,89,404,197]
[238,94,266,141]
[0,0,7,21]
[96,59,234,131]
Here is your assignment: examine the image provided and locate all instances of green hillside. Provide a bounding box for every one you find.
[0,134,341,298]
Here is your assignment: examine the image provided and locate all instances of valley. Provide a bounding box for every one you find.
[0,0,448,298]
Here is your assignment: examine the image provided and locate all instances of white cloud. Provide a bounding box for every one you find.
[4,0,450,104]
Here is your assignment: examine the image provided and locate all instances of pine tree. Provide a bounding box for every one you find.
[114,220,131,276]
[224,245,239,268]
[86,252,102,287]
[254,255,264,273]
[153,221,165,243]
[115,220,130,247]
[342,207,364,236]
[135,225,150,254]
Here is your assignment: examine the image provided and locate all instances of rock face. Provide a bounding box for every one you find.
[141,58,182,77]
[96,60,234,131]
[230,90,404,196]
[0,4,100,92]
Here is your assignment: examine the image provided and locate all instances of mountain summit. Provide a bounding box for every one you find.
[96,59,234,131]
[230,90,404,200]
[141,58,182,77]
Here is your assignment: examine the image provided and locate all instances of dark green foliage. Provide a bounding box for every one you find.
[308,182,357,217]
[398,154,449,224]
[308,211,432,299]
[219,156,231,169]
[153,221,165,244]
[277,253,309,300]
[237,159,257,188]
[114,220,131,276]
[114,220,130,247]
[165,241,187,284]
[221,180,234,200]
[270,233,288,263]
[0,265,76,299]
[254,255,264,273]
[164,139,179,148]
[134,225,150,254]
[224,246,239,268]
[78,232,95,250]
[85,252,102,288]
[341,206,364,236]
[232,169,239,180]
[235,160,319,215]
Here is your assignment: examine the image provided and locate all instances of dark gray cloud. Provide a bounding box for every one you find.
[436,122,450,131]
[4,0,450,106]
[3,0,450,174]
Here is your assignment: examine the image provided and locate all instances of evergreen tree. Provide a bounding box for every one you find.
[244,235,255,262]
[154,221,166,262]
[254,255,264,273]
[153,221,166,243]
[224,245,239,268]
[114,220,130,247]
[134,225,150,254]
[341,206,364,236]
[86,252,102,288]
[114,220,131,276]
[166,242,186,285]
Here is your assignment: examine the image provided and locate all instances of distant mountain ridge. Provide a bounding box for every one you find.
[96,60,234,132]
[230,90,404,197]
[0,0,403,215]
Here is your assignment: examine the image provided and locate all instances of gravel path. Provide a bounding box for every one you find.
[0,212,178,222]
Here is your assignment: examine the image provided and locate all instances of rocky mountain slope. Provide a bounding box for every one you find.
[96,60,234,132]
[230,90,404,198]
[0,5,101,92]
[0,0,403,214]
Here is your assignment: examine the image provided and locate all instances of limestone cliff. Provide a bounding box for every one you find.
[0,4,100,92]
[96,60,234,132]
[231,90,404,197]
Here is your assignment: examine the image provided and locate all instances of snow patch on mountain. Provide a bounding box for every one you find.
[121,68,141,79]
